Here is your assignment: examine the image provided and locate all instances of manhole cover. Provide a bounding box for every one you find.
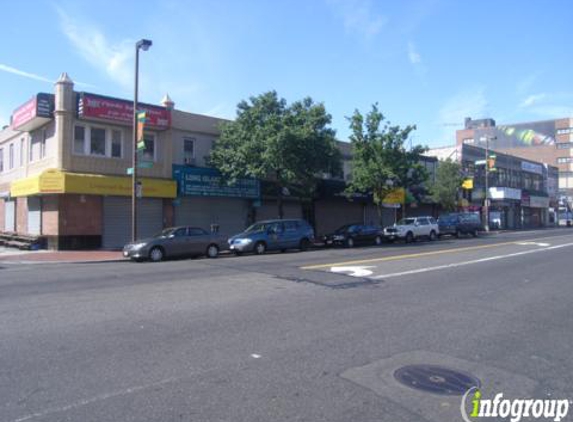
[394,365,480,396]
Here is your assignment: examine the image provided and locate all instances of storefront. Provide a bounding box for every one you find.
[172,165,260,236]
[9,169,176,249]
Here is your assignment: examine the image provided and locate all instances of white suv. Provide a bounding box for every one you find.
[383,216,439,243]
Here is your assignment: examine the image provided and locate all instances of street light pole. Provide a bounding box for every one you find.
[484,136,490,232]
[131,39,152,243]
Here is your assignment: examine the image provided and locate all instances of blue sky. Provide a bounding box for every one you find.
[1,0,572,147]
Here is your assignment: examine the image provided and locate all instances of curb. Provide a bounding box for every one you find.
[0,258,129,265]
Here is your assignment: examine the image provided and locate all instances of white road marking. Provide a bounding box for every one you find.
[330,266,375,277]
[251,354,261,359]
[10,376,181,422]
[372,242,573,280]
[516,241,550,247]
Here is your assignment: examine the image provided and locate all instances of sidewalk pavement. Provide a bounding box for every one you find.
[0,249,126,264]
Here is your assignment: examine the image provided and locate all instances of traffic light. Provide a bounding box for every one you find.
[487,154,496,172]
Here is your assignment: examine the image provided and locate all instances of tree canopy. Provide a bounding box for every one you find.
[346,104,427,221]
[428,158,464,212]
[208,91,342,218]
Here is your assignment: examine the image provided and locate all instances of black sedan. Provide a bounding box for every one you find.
[323,224,384,248]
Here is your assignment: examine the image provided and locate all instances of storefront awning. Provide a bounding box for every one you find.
[10,170,176,198]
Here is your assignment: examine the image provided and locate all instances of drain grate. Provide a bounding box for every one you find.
[393,364,480,396]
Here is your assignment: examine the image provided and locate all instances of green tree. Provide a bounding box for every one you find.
[346,104,427,223]
[428,158,464,212]
[208,91,342,218]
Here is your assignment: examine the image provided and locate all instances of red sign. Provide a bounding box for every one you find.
[11,93,54,131]
[11,97,37,129]
[78,93,171,129]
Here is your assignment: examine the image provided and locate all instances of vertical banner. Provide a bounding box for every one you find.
[136,111,147,151]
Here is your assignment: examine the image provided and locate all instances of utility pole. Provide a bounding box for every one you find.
[484,136,490,232]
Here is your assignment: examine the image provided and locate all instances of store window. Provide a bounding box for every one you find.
[40,130,47,159]
[142,132,156,162]
[74,126,86,154]
[111,129,122,158]
[9,143,14,169]
[183,137,195,164]
[90,127,106,156]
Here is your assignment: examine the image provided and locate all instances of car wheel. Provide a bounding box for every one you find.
[405,232,414,243]
[254,241,266,255]
[206,244,219,258]
[374,235,382,246]
[346,237,355,248]
[455,229,461,238]
[429,230,437,241]
[299,238,311,251]
[149,247,164,262]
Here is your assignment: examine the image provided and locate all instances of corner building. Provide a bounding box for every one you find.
[0,73,244,249]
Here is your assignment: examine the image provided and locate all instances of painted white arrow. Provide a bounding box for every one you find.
[330,266,375,277]
[515,241,550,247]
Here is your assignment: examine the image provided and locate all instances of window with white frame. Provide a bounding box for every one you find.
[111,129,122,158]
[183,137,195,164]
[29,135,35,162]
[73,124,124,158]
[0,148,3,172]
[9,143,14,169]
[90,127,106,156]
[40,130,46,159]
[141,132,156,162]
[20,138,24,167]
[74,125,86,154]
[557,157,573,164]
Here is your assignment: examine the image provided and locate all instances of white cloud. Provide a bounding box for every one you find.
[407,42,421,64]
[519,93,546,108]
[327,0,388,39]
[438,87,488,142]
[56,7,133,89]
[0,63,95,88]
[0,64,53,84]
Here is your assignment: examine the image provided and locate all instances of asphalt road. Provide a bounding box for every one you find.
[1,228,573,422]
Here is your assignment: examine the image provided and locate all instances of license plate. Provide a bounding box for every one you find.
[123,251,129,257]
[326,240,333,245]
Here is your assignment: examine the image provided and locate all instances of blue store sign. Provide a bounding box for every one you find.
[172,165,260,199]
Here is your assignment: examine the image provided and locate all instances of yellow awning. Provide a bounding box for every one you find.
[10,169,176,198]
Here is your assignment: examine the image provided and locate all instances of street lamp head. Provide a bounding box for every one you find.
[137,39,153,51]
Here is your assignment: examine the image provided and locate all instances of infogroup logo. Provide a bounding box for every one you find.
[461,387,570,422]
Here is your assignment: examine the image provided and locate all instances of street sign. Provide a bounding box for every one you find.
[475,159,486,165]
[126,162,154,174]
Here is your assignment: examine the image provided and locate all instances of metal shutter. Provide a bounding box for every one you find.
[102,197,163,249]
[174,197,249,236]
[27,197,41,235]
[256,201,302,221]
[4,199,15,232]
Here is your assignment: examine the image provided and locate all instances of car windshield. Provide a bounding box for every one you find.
[244,223,272,233]
[334,224,355,233]
[155,228,176,237]
[397,218,416,226]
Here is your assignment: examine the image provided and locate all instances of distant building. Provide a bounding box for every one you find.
[427,143,559,229]
[456,116,573,198]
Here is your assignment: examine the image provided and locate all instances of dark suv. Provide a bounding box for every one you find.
[438,213,482,238]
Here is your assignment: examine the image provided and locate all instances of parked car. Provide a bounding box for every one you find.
[123,226,227,262]
[228,219,314,255]
[383,216,439,243]
[438,212,482,238]
[323,224,384,247]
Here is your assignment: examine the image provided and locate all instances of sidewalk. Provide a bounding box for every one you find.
[0,249,127,264]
